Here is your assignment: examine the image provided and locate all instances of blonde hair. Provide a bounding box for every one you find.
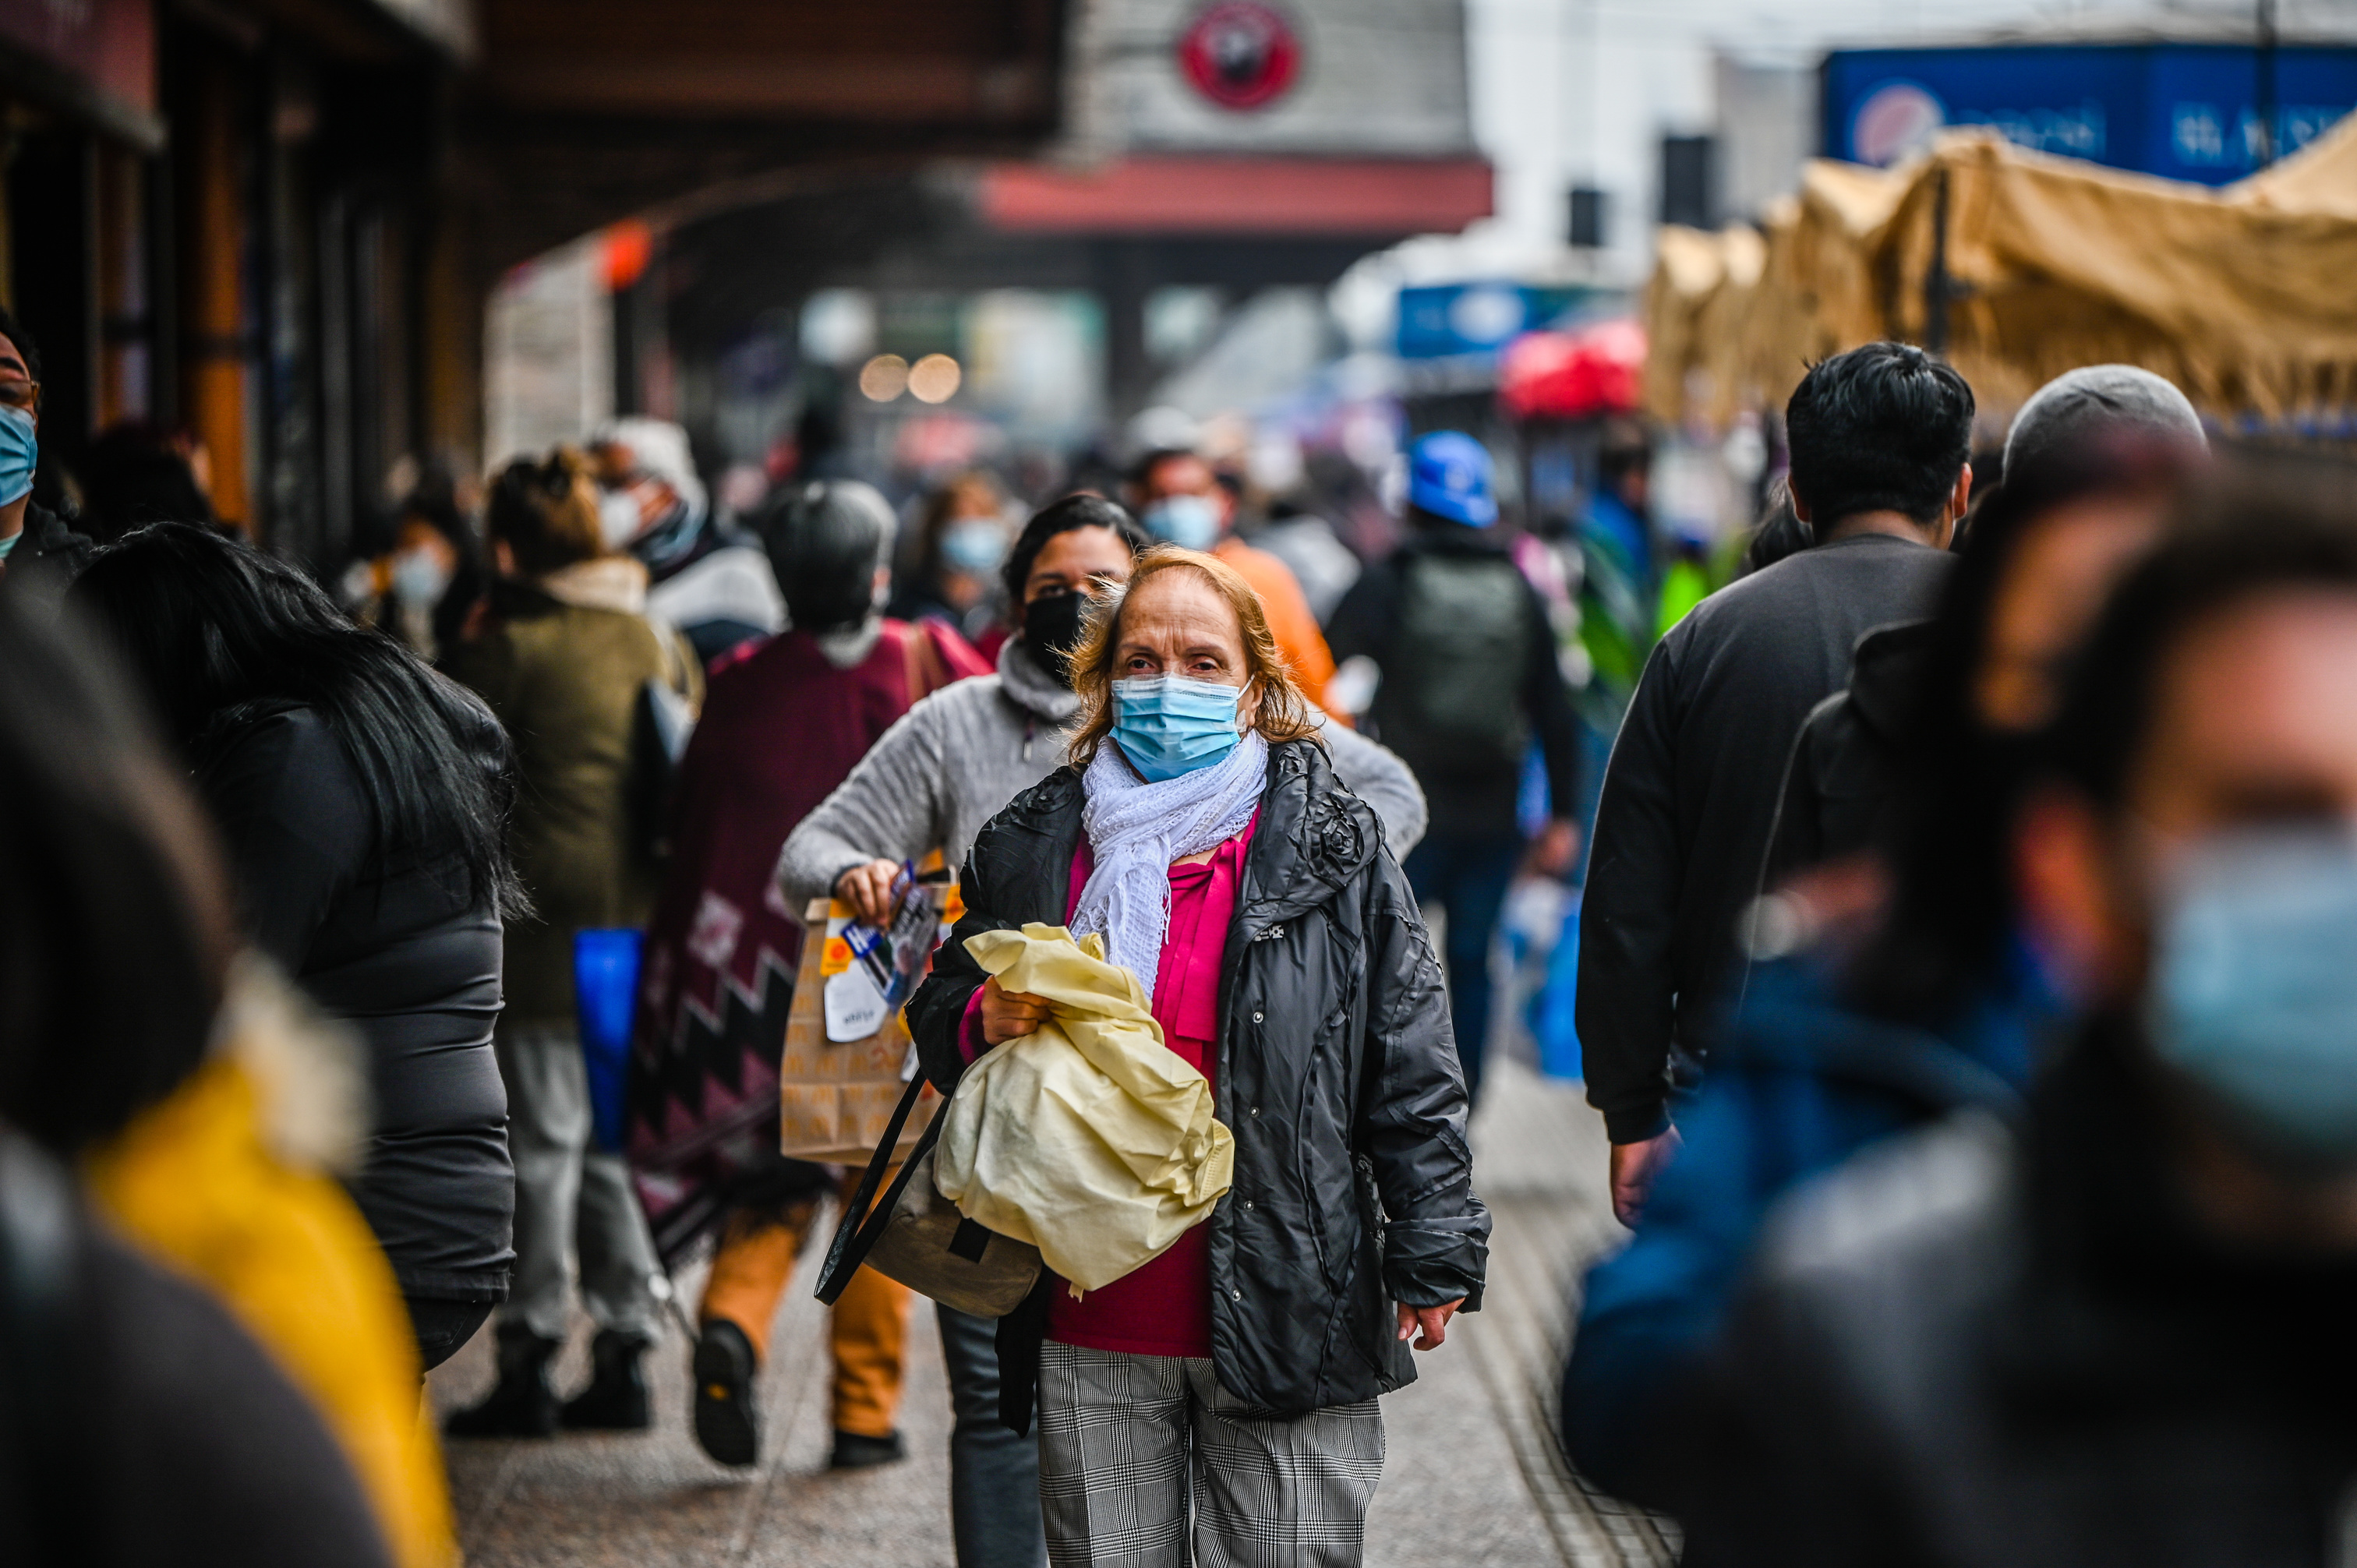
[1065,544,1320,767]
[486,445,607,577]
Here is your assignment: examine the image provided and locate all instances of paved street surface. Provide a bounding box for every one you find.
[430,1054,1677,1567]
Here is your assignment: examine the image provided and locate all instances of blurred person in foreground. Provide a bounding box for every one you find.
[0,597,450,1565]
[891,468,1016,650]
[1131,444,1340,715]
[71,523,525,1374]
[904,546,1486,1568]
[1327,430,1581,1107]
[442,449,703,1437]
[779,493,1424,1568]
[593,415,786,665]
[1680,475,2357,1567]
[1562,445,2190,1508]
[1580,343,1970,1227]
[627,480,988,1472]
[0,306,89,613]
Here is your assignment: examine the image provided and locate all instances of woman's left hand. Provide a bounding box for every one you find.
[1396,1299,1465,1351]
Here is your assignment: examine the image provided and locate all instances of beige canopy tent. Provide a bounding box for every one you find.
[1645,113,2357,432]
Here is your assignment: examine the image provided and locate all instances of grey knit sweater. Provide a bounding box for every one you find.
[776,637,1428,911]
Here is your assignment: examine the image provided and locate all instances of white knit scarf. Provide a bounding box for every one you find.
[1071,730,1268,1006]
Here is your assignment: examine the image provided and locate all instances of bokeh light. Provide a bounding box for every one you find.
[858,353,910,401]
[908,353,963,404]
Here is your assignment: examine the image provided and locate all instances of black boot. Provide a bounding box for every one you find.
[691,1319,762,1467]
[444,1326,560,1439]
[560,1328,654,1431]
[829,1429,906,1470]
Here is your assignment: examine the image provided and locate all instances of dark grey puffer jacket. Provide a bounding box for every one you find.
[907,736,1489,1421]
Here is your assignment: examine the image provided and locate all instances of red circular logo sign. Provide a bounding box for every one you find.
[1177,2,1301,112]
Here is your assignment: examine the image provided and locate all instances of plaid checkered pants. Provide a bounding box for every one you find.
[1037,1341,1384,1567]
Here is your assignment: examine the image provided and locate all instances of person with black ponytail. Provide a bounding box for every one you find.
[69,521,525,1373]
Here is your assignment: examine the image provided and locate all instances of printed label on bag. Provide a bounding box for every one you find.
[825,964,889,1043]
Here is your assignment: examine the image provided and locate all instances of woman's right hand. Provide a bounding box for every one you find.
[835,858,903,926]
[979,977,1051,1045]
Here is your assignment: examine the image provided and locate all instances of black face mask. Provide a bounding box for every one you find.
[1023,590,1089,685]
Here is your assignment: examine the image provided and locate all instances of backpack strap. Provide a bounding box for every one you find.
[899,621,956,707]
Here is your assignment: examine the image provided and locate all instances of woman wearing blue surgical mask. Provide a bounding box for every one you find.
[0,305,92,614]
[890,470,1016,650]
[905,546,1486,1568]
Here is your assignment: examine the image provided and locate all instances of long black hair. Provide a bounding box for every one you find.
[68,522,525,917]
[0,596,227,1151]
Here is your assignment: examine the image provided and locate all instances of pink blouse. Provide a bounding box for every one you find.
[957,817,1256,1358]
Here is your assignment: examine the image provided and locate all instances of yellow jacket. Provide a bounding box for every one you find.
[85,963,457,1568]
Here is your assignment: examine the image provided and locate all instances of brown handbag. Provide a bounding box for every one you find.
[815,1071,1042,1319]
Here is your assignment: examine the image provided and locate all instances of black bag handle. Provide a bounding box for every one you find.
[814,1072,941,1306]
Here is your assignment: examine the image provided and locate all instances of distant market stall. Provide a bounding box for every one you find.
[1646,115,2357,434]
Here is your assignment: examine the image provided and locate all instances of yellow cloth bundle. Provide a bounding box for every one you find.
[934,923,1235,1293]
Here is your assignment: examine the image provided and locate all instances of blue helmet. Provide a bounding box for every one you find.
[1407,431,1498,528]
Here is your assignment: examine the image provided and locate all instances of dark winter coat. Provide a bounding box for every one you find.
[1562,950,2037,1510]
[1326,527,1581,839]
[200,703,514,1301]
[1680,1026,2357,1568]
[442,567,702,1023]
[1758,617,1937,895]
[0,501,93,617]
[1579,532,1956,1144]
[906,736,1489,1424]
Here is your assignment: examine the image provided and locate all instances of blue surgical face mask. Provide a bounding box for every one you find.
[1111,674,1245,782]
[1140,495,1220,552]
[940,517,1008,574]
[0,405,37,510]
[2150,826,2357,1168]
[391,546,453,608]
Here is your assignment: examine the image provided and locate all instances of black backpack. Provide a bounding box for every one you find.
[1382,552,1532,777]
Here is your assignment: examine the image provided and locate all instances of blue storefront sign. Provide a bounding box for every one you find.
[1824,43,2357,185]
[1396,283,1595,360]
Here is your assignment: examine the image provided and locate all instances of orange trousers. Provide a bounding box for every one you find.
[698,1167,913,1439]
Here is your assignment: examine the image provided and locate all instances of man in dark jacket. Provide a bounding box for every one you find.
[1681,482,2357,1567]
[0,308,91,616]
[1579,342,1970,1224]
[1327,431,1580,1105]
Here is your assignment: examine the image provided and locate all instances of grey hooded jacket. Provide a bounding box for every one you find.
[776,637,1427,911]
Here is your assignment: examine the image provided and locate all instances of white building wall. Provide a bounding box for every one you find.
[1076,0,1477,157]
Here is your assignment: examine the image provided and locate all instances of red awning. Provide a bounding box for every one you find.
[979,154,1493,237]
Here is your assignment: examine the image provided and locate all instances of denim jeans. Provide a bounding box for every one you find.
[1403,832,1525,1107]
[938,1303,1045,1568]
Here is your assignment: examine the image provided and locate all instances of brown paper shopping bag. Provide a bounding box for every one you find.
[778,895,945,1162]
